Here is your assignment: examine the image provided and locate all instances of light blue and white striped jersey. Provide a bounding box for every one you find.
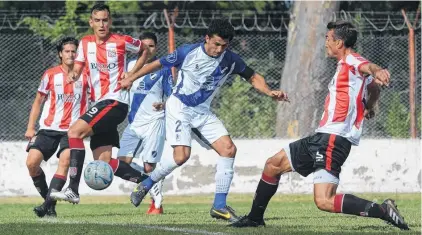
[159,42,247,111]
[127,59,173,127]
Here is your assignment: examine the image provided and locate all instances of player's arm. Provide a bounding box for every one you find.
[364,80,381,119]
[241,67,289,102]
[130,60,161,83]
[25,92,45,139]
[125,43,151,80]
[358,63,390,87]
[68,63,84,83]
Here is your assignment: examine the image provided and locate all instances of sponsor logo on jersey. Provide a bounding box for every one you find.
[90,62,117,72]
[166,51,177,63]
[57,93,82,103]
[107,49,117,58]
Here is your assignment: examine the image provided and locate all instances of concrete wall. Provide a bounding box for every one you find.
[0,139,420,196]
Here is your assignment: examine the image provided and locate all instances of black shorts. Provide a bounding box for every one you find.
[79,99,128,151]
[288,132,351,178]
[26,129,69,161]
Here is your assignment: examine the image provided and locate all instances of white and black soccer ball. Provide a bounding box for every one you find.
[84,160,114,190]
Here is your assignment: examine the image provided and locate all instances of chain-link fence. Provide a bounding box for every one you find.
[0,10,420,140]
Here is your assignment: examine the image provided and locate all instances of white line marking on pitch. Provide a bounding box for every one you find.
[44,219,228,235]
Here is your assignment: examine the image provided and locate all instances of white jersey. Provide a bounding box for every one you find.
[159,43,248,112]
[127,59,173,127]
[315,53,373,146]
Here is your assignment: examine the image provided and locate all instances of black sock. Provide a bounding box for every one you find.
[335,194,386,218]
[68,138,85,195]
[45,174,67,208]
[31,169,48,199]
[248,173,280,222]
[109,159,148,183]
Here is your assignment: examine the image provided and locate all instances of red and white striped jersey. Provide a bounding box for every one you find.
[38,66,90,131]
[75,33,142,104]
[316,53,373,146]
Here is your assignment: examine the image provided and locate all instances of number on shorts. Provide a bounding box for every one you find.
[175,120,182,133]
[88,107,98,115]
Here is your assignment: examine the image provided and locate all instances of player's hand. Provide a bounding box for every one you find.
[364,109,375,120]
[374,69,390,87]
[269,90,289,102]
[67,71,78,84]
[119,79,133,90]
[152,102,165,111]
[24,128,36,140]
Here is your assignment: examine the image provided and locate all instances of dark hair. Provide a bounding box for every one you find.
[206,19,235,41]
[139,32,158,45]
[326,20,357,48]
[90,3,110,15]
[56,37,78,58]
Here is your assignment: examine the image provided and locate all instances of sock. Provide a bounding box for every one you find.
[68,138,85,194]
[45,174,67,208]
[146,156,179,190]
[109,158,148,183]
[248,173,280,222]
[213,156,235,209]
[334,194,386,218]
[31,169,48,199]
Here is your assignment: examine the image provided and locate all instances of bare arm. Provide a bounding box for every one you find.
[359,63,390,86]
[25,92,45,139]
[126,43,151,80]
[129,60,162,82]
[364,81,381,119]
[249,73,289,102]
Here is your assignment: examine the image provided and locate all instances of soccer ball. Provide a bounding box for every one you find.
[84,160,114,190]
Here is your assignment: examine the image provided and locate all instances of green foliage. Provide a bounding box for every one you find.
[385,92,410,138]
[20,0,140,42]
[21,1,94,41]
[215,76,276,138]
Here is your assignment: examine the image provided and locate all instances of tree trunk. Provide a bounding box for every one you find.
[276,1,340,138]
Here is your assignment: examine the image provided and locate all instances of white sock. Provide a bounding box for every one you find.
[150,157,178,182]
[149,179,164,208]
[215,156,235,194]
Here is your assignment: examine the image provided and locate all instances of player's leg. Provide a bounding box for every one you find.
[26,131,57,201]
[231,135,311,227]
[131,96,191,207]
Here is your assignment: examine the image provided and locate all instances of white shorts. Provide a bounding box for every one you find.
[166,95,229,147]
[117,119,165,163]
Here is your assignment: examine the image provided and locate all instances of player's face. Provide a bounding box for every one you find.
[205,35,230,57]
[89,10,111,39]
[142,39,157,60]
[60,43,77,66]
[325,30,338,57]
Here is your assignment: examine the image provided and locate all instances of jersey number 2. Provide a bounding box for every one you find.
[175,120,182,133]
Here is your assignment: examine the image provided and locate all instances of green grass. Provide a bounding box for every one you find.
[0,193,419,235]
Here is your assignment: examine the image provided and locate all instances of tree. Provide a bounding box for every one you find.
[20,1,140,42]
[275,1,340,138]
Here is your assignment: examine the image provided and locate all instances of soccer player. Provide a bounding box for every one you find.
[229,20,409,230]
[117,32,172,214]
[50,3,150,203]
[120,19,289,222]
[25,37,90,217]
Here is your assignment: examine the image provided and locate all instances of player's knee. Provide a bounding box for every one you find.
[173,147,190,165]
[314,196,332,212]
[221,141,237,157]
[26,158,40,175]
[143,163,156,173]
[67,127,83,139]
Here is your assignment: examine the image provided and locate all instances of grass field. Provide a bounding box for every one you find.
[0,193,420,235]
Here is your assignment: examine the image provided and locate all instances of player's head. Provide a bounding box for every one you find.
[205,19,235,57]
[89,3,111,39]
[56,37,78,66]
[139,32,158,60]
[325,20,357,57]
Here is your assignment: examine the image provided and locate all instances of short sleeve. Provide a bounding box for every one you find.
[346,53,370,76]
[37,72,50,95]
[75,39,85,65]
[124,35,142,53]
[230,52,247,75]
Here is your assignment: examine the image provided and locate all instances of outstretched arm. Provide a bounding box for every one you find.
[248,72,289,102]
[120,60,162,89]
[125,43,151,80]
[359,63,390,87]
